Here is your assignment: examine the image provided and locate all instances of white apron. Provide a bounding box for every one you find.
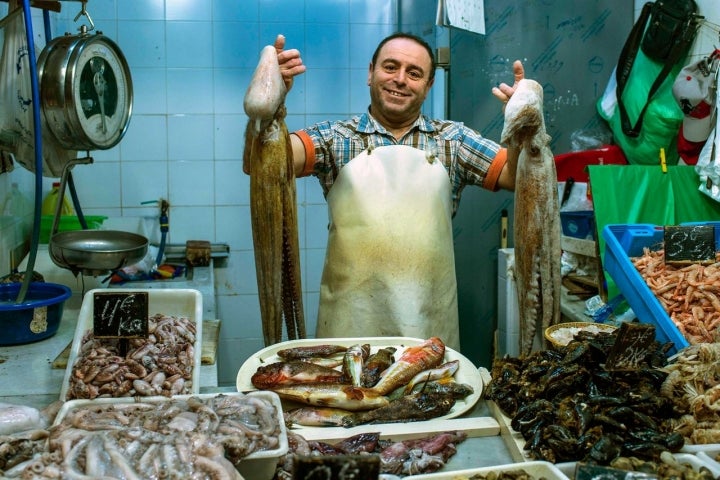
[316,144,460,350]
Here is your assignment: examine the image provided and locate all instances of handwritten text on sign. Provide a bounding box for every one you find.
[93,291,149,338]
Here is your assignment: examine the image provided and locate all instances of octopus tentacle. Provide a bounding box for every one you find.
[502,79,562,356]
[244,45,306,345]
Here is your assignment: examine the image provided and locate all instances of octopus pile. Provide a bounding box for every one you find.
[485,330,687,465]
[1,393,283,479]
[67,313,197,400]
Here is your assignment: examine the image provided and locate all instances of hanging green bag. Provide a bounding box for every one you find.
[597,0,700,166]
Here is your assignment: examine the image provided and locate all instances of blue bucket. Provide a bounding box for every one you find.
[0,282,72,345]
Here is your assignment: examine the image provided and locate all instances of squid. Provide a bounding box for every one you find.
[501,79,562,356]
[243,43,305,346]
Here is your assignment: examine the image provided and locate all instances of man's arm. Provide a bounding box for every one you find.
[493,60,525,191]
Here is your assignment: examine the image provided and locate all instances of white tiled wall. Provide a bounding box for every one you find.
[0,0,398,386]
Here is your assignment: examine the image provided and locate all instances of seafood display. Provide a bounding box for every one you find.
[485,329,687,465]
[237,337,482,428]
[501,79,561,356]
[661,343,720,445]
[607,453,717,480]
[275,430,468,478]
[65,313,197,400]
[1,393,286,479]
[632,248,720,344]
[244,40,305,346]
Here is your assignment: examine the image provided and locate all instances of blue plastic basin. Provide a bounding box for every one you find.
[0,282,72,345]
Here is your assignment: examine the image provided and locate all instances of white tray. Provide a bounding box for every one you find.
[54,391,287,480]
[405,460,570,480]
[236,337,482,429]
[59,288,203,401]
[554,453,720,480]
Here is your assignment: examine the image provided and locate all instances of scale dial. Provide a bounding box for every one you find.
[39,32,133,151]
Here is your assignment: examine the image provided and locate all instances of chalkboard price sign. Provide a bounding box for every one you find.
[93,291,149,338]
[664,225,716,265]
[605,322,656,371]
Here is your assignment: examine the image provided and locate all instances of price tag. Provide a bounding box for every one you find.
[575,462,657,480]
[664,225,716,266]
[604,322,656,371]
[93,291,149,339]
[292,455,380,480]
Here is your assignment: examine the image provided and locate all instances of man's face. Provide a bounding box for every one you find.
[367,38,434,129]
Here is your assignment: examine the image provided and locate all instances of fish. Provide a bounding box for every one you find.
[276,344,348,360]
[402,380,475,400]
[269,383,390,411]
[342,343,370,387]
[250,361,345,389]
[501,78,561,356]
[244,42,305,346]
[371,337,446,395]
[284,406,353,427]
[341,391,456,427]
[361,346,396,388]
[401,360,460,396]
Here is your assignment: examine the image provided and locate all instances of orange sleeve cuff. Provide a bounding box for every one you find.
[483,148,507,191]
[294,131,316,177]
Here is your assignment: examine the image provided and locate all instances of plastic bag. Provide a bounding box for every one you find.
[598,52,685,165]
[694,66,720,202]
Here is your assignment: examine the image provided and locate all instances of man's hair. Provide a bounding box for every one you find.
[371,32,436,82]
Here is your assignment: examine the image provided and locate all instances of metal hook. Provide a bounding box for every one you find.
[73,0,95,33]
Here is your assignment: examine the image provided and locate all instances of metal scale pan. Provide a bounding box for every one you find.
[48,158,148,277]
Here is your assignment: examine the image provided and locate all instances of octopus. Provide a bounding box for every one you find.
[501,78,562,356]
[2,394,283,479]
[243,38,305,346]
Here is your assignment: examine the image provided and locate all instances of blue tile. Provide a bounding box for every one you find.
[258,23,305,55]
[119,115,168,161]
[167,22,213,68]
[214,114,248,160]
[117,21,166,68]
[121,161,168,208]
[216,205,253,250]
[349,24,394,69]
[216,69,252,115]
[305,0,349,24]
[167,114,214,160]
[349,0,397,24]
[213,0,258,21]
[306,68,349,114]
[166,206,214,243]
[214,161,248,205]
[166,0,211,21]
[167,69,214,114]
[259,0,304,23]
[130,68,168,114]
[169,161,214,205]
[72,162,121,208]
[213,23,260,68]
[118,0,164,20]
[304,23,348,68]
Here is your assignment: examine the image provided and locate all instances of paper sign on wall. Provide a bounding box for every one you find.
[436,0,485,35]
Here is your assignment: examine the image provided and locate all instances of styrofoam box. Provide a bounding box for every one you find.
[59,288,203,401]
[555,453,720,480]
[53,391,288,480]
[602,223,713,355]
[404,460,569,480]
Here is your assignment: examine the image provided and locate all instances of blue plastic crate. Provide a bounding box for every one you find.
[602,223,720,355]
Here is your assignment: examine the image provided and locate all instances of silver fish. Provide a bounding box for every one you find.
[342,343,370,387]
[270,383,390,411]
[501,79,561,356]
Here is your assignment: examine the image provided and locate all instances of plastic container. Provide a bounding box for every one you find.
[53,391,288,480]
[60,288,203,401]
[560,210,595,239]
[39,214,107,243]
[42,182,74,216]
[405,460,569,480]
[601,223,720,355]
[1,183,31,217]
[0,282,72,345]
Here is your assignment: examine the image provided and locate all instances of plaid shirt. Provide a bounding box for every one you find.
[300,112,501,215]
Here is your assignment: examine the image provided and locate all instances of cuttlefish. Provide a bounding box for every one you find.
[243,43,305,345]
[501,79,561,356]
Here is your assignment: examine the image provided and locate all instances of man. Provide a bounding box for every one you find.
[260,33,524,351]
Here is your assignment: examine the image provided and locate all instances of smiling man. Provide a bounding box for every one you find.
[254,32,525,350]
